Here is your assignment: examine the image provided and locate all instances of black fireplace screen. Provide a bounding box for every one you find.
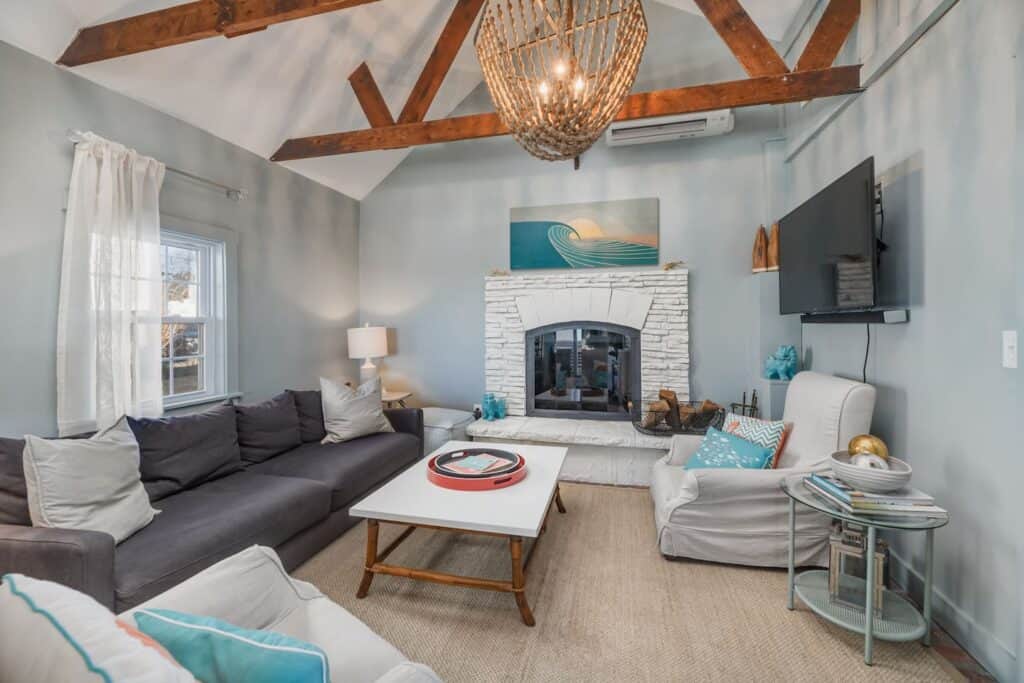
[526,322,641,420]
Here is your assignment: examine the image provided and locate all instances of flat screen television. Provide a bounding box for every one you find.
[778,158,879,315]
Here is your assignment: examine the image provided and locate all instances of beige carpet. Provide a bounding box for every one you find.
[295,483,960,682]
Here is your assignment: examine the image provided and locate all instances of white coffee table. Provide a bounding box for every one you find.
[350,440,568,626]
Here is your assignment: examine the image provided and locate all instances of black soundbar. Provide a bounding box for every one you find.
[800,309,909,325]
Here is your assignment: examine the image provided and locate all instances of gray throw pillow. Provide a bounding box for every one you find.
[234,392,302,463]
[0,437,30,525]
[128,404,241,501]
[22,418,157,544]
[286,389,327,443]
[320,377,394,444]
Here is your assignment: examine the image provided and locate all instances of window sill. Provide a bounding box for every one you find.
[164,392,242,411]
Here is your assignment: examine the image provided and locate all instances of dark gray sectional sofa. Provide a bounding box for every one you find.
[0,389,423,612]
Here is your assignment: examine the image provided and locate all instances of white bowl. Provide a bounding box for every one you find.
[830,451,912,493]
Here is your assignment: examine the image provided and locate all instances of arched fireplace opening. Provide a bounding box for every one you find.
[525,322,641,420]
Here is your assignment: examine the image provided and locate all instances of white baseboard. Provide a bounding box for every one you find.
[888,550,1016,681]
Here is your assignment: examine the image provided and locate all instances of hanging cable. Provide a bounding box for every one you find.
[862,323,871,384]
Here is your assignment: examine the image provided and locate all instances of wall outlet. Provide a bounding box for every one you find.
[1002,330,1017,369]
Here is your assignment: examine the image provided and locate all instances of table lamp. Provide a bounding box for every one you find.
[347,324,389,385]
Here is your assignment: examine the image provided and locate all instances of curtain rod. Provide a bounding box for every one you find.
[66,129,247,201]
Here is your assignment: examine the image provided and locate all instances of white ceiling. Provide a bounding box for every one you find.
[0,0,806,199]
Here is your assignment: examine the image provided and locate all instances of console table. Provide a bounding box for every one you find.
[781,474,947,666]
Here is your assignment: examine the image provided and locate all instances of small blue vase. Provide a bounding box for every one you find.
[496,397,507,419]
[482,393,497,421]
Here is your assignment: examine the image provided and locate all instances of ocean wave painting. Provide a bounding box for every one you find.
[510,198,659,270]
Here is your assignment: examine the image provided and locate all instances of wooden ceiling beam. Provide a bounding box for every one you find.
[692,0,789,77]
[57,0,380,67]
[348,62,395,127]
[272,65,861,160]
[397,0,487,124]
[795,0,861,72]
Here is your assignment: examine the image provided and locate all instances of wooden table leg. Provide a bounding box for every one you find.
[510,537,535,626]
[554,485,566,514]
[357,520,379,598]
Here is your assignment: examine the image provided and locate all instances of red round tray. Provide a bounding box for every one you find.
[427,454,527,490]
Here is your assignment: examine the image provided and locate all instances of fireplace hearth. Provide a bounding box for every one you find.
[526,322,640,420]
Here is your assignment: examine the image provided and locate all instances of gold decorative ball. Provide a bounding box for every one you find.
[848,434,889,460]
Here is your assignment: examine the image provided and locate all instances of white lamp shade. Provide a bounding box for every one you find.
[347,325,388,360]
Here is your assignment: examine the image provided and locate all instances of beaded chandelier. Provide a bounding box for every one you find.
[475,0,648,161]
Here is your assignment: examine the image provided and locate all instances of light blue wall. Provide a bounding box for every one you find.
[783,2,1020,678]
[1017,15,1024,683]
[0,41,361,436]
[359,84,784,411]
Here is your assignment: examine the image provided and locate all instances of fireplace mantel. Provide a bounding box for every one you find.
[484,269,689,417]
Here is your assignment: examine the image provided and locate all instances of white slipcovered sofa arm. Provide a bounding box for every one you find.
[664,434,704,466]
[683,463,828,505]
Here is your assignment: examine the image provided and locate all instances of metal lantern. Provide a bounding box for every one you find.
[828,522,888,617]
[475,0,648,161]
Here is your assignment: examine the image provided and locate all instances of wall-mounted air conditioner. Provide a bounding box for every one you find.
[605,109,735,147]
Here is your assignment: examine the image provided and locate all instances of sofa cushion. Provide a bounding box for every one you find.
[721,413,789,469]
[129,404,242,501]
[0,574,193,683]
[121,546,418,683]
[685,427,774,470]
[234,393,302,464]
[287,390,326,443]
[247,432,420,511]
[23,417,157,544]
[132,608,330,683]
[114,472,330,610]
[779,372,876,469]
[320,377,394,444]
[0,437,29,525]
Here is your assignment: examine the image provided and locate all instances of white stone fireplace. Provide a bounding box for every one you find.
[484,269,690,417]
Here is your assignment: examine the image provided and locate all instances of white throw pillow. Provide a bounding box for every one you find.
[23,417,157,543]
[0,573,193,682]
[320,377,394,444]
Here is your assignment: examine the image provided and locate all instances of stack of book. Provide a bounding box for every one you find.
[803,474,948,519]
[442,453,510,476]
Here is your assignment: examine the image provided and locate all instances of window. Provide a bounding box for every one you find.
[160,230,228,407]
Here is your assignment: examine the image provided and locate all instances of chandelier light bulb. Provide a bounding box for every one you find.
[573,77,585,93]
[553,60,568,77]
[538,81,550,96]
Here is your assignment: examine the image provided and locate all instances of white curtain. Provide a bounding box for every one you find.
[57,133,166,436]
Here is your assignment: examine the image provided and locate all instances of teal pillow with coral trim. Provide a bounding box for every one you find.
[133,608,328,683]
[685,427,774,470]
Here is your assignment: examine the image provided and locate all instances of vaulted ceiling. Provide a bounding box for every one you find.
[0,0,810,199]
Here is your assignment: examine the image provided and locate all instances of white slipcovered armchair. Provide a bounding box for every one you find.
[650,372,876,567]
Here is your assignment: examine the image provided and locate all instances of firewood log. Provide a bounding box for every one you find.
[659,389,681,430]
[641,411,664,429]
[699,400,722,414]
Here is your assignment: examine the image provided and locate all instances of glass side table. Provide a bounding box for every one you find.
[781,474,947,666]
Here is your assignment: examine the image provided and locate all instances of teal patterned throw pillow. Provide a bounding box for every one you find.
[685,427,774,470]
[721,412,787,468]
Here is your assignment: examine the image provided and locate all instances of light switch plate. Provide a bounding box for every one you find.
[1002,331,1017,369]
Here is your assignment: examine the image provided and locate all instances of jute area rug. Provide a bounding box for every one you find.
[294,483,960,682]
